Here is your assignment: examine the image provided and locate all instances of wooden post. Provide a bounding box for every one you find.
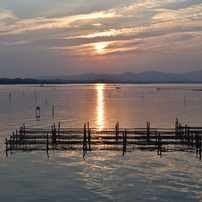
[52,105,54,117]
[199,137,201,160]
[5,138,8,157]
[5,138,8,151]
[36,107,40,119]
[187,126,190,146]
[23,123,25,136]
[157,132,162,156]
[88,128,91,151]
[147,122,150,142]
[175,118,179,135]
[51,124,57,149]
[46,134,49,153]
[123,129,127,155]
[195,134,199,155]
[115,122,119,143]
[58,122,60,140]
[83,123,87,158]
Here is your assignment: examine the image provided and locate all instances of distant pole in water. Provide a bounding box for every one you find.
[52,105,54,117]
[36,106,40,119]
[23,91,25,96]
[9,94,11,101]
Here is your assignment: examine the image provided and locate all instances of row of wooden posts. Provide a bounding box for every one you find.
[5,119,202,159]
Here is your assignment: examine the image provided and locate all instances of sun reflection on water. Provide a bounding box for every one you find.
[96,84,104,130]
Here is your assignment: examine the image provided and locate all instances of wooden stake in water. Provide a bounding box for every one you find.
[36,106,40,119]
[52,105,54,117]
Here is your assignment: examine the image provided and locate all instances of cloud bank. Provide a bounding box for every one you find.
[0,0,201,77]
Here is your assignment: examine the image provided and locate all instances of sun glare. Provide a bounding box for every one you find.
[95,42,106,53]
[97,84,104,130]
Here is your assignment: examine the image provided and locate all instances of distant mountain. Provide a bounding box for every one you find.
[36,70,202,83]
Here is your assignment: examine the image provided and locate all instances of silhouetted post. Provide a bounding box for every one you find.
[58,122,60,140]
[199,137,201,160]
[52,124,57,149]
[157,132,162,156]
[195,134,199,155]
[15,130,18,149]
[83,123,87,158]
[11,132,14,150]
[23,124,25,137]
[9,94,11,101]
[115,122,119,143]
[123,129,127,155]
[88,128,91,151]
[9,135,12,151]
[175,118,179,135]
[46,134,49,153]
[147,122,150,142]
[187,126,190,145]
[36,107,40,119]
[5,138,8,151]
[155,130,158,144]
[52,105,54,117]
[5,138,8,157]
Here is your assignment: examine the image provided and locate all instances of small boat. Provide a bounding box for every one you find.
[116,87,121,89]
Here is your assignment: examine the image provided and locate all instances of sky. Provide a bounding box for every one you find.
[0,0,202,78]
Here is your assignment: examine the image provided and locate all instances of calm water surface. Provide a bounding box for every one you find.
[0,83,202,201]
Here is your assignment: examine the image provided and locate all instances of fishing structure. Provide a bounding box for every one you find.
[5,119,202,159]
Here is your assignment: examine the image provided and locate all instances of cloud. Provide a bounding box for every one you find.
[0,0,202,76]
[0,10,117,36]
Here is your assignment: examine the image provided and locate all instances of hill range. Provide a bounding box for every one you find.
[1,70,202,84]
[36,70,202,83]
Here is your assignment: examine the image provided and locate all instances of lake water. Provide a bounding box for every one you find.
[0,83,202,201]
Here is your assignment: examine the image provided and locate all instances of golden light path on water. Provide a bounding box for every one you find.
[96,84,104,129]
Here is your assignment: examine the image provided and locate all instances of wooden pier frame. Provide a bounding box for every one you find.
[5,119,202,159]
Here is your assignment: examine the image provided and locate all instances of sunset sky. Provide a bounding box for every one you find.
[0,0,202,78]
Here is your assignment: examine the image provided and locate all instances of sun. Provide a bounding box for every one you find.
[95,42,106,53]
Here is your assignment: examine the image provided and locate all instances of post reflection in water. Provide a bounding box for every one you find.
[96,84,104,129]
